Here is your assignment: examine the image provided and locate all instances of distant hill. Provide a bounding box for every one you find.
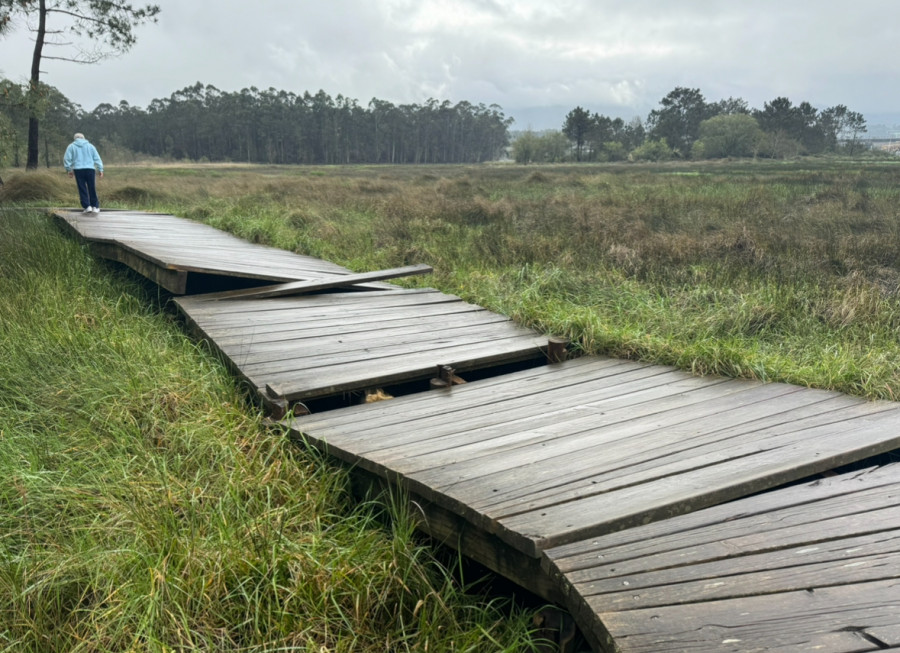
[862,113,900,139]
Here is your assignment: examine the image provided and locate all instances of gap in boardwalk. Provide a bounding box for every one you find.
[782,449,900,489]
[184,274,384,296]
[296,356,550,415]
[184,272,277,295]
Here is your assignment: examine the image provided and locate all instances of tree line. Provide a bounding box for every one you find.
[0,79,512,167]
[514,87,868,163]
[1,2,512,168]
[0,78,871,170]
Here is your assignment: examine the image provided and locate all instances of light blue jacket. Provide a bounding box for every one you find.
[64,138,103,172]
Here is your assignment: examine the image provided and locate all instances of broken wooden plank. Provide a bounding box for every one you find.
[205,263,433,300]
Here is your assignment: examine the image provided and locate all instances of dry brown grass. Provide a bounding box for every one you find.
[0,170,70,202]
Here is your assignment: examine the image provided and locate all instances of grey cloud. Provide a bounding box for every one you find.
[0,0,896,130]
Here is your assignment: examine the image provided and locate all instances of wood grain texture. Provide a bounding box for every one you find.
[176,287,547,401]
[53,209,387,292]
[202,263,433,299]
[287,357,900,560]
[544,465,900,652]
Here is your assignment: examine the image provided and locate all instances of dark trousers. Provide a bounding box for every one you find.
[73,168,99,209]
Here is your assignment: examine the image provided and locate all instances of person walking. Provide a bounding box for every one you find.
[63,133,104,214]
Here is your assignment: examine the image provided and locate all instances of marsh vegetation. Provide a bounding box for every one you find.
[2,158,900,650]
[11,158,895,398]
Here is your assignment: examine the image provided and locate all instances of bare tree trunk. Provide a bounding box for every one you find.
[26,0,47,170]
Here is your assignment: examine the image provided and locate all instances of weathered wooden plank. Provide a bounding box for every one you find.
[178,302,477,338]
[543,465,900,653]
[119,238,349,273]
[350,372,742,462]
[203,309,505,350]
[54,209,367,288]
[579,533,900,609]
[289,356,632,433]
[266,334,548,401]
[545,466,899,574]
[183,286,442,309]
[366,388,858,504]
[179,291,464,324]
[181,288,452,319]
[363,382,815,498]
[460,395,883,515]
[558,487,900,585]
[493,409,900,553]
[199,263,433,299]
[599,579,900,652]
[289,359,669,440]
[181,289,547,403]
[286,354,900,559]
[239,326,546,376]
[207,312,514,353]
[370,376,797,471]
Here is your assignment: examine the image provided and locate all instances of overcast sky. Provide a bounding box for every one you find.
[1,0,897,130]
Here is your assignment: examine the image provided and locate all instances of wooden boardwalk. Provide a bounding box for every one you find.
[55,208,900,652]
[285,359,900,611]
[175,287,548,406]
[545,463,900,651]
[54,209,377,294]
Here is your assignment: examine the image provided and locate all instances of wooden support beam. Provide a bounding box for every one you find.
[208,263,433,300]
[430,364,467,390]
[263,384,310,419]
[547,337,570,363]
[263,384,289,420]
[345,469,568,605]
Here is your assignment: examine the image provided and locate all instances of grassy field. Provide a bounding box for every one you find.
[11,157,897,398]
[2,157,900,650]
[0,195,541,649]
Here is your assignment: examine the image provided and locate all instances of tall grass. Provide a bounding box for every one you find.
[33,159,897,400]
[0,209,541,651]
